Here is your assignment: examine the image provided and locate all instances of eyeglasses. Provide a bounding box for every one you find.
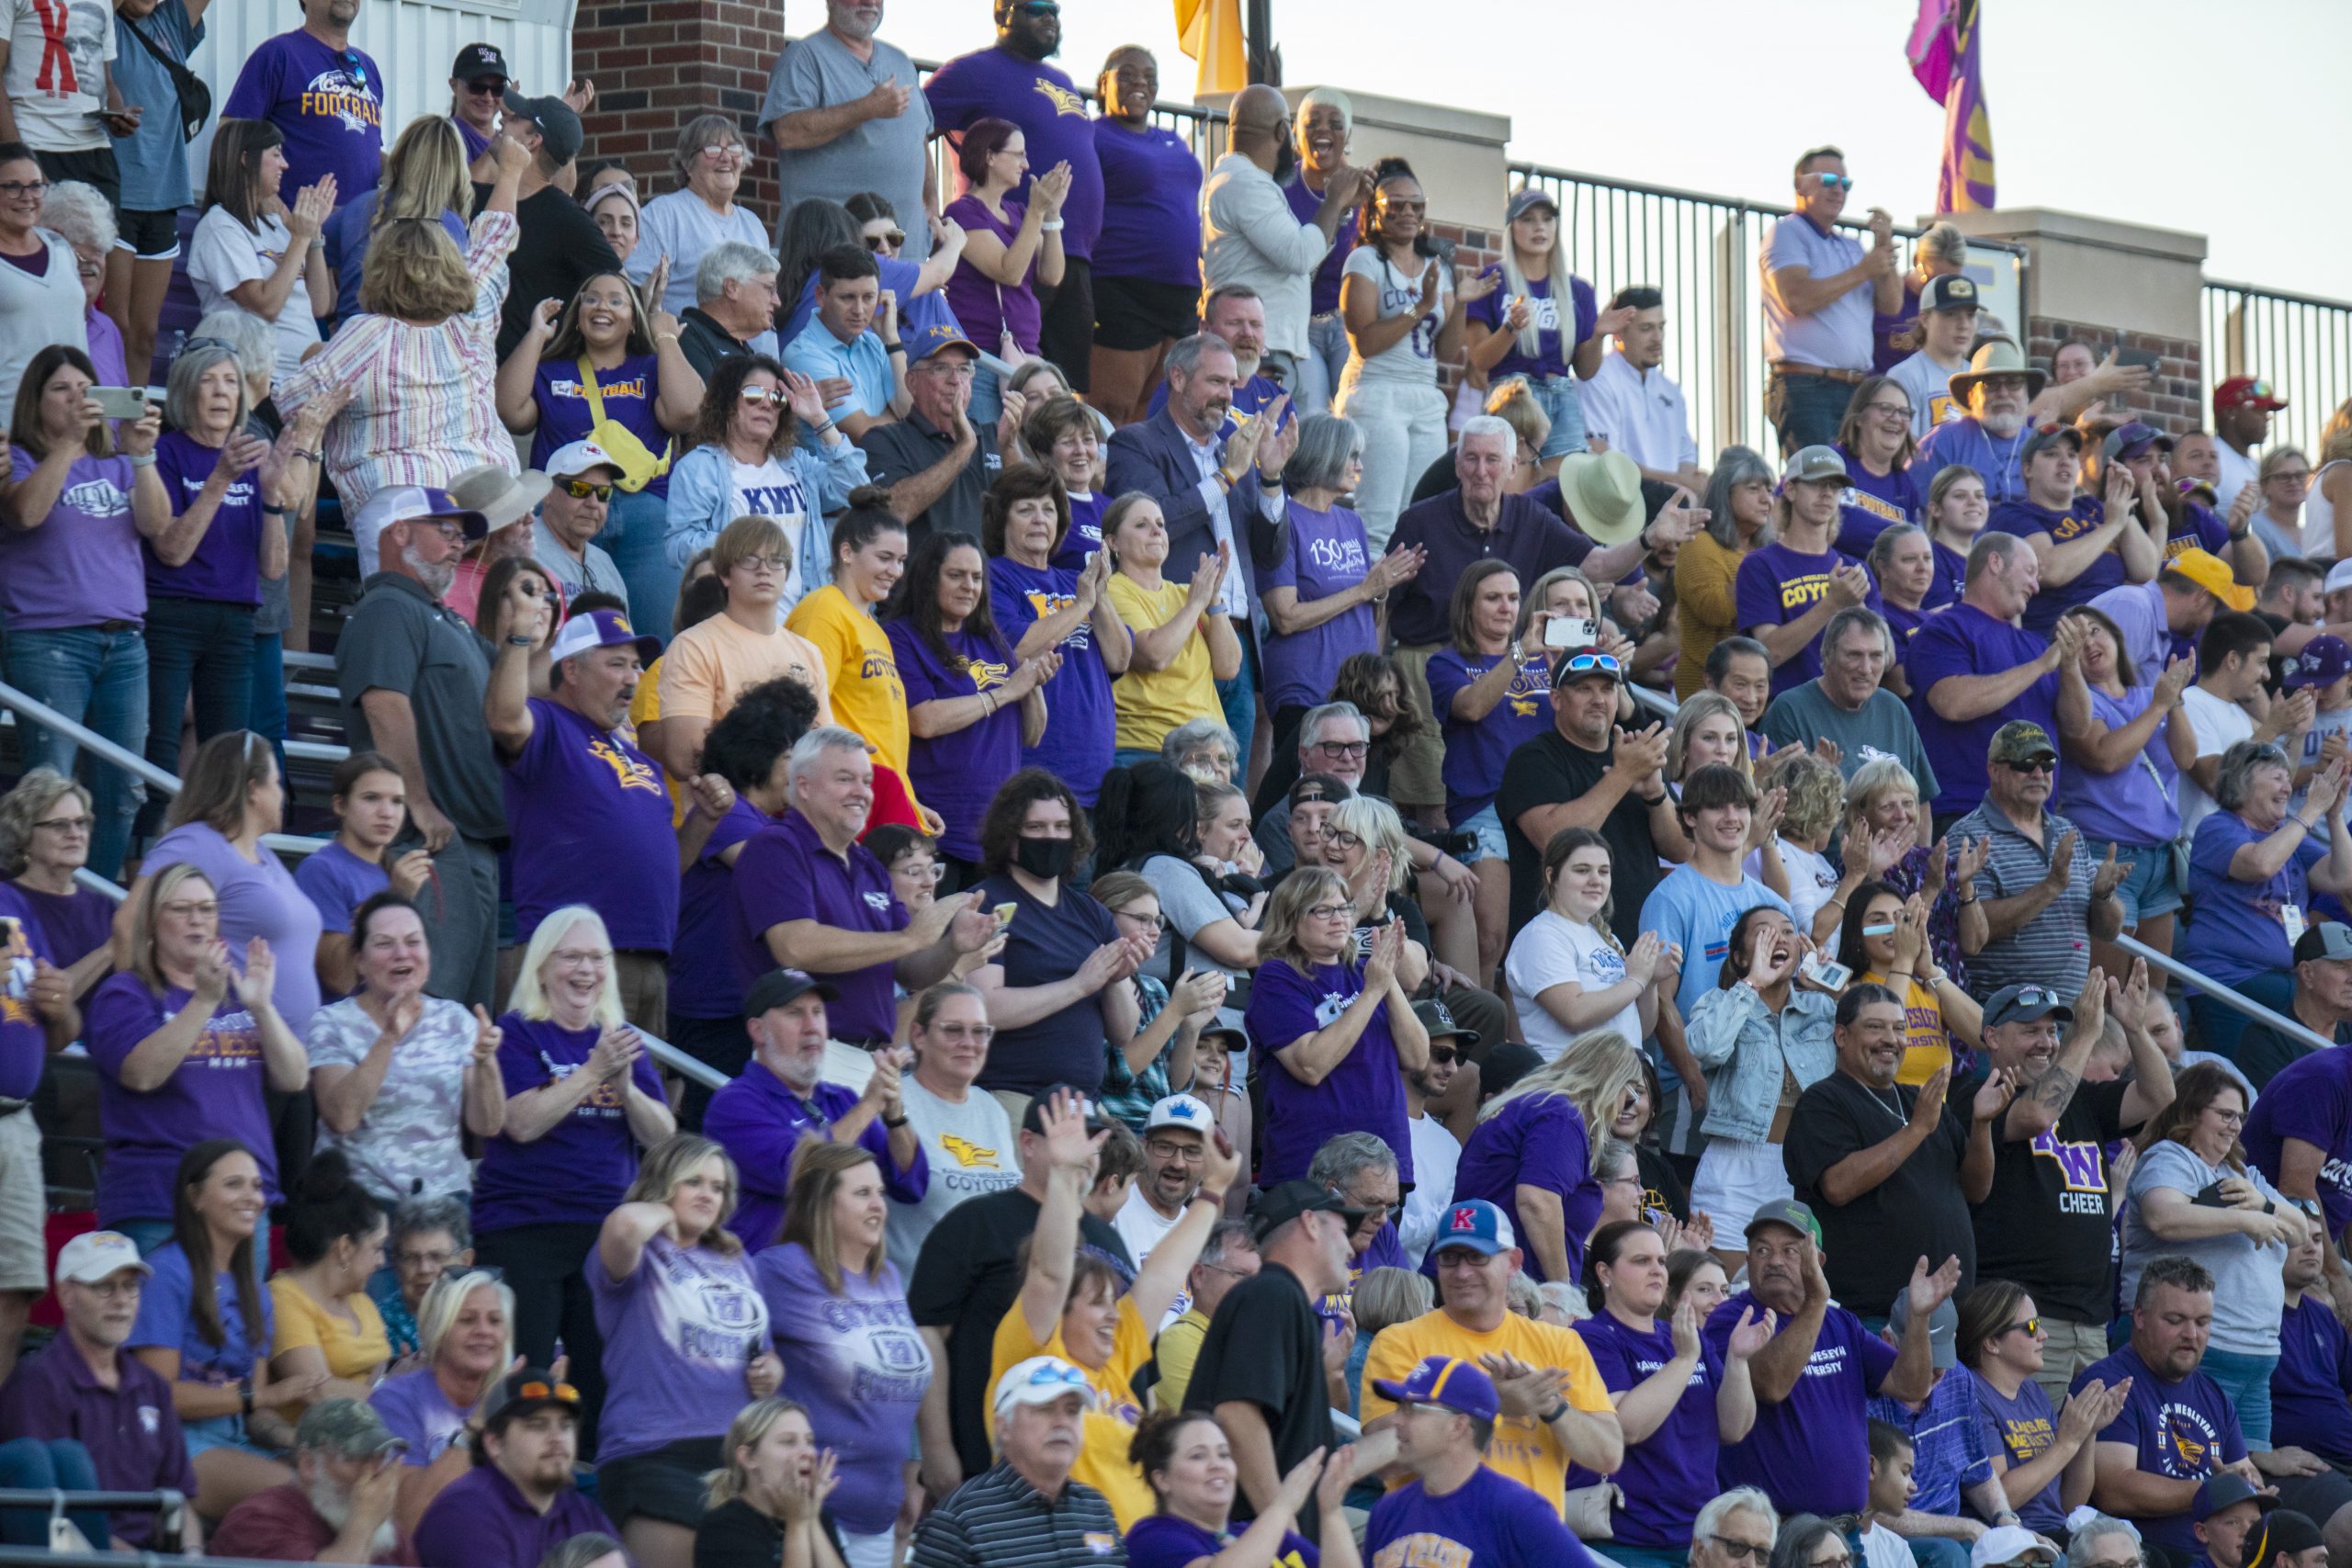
[1312,739,1370,759]
[1114,910,1166,932]
[864,231,907,253]
[160,900,220,919]
[2268,468,2313,484]
[699,144,747,163]
[1304,903,1354,921]
[74,1276,143,1300]
[550,948,612,969]
[1998,1315,2042,1338]
[465,76,508,95]
[1809,173,1854,192]
[1810,1552,1855,1568]
[1710,1539,1773,1564]
[1326,829,1365,852]
[34,815,94,833]
[2210,1106,2248,1126]
[1340,1193,1405,1224]
[739,386,786,405]
[1998,757,2056,774]
[0,179,49,198]
[560,479,616,502]
[1865,400,1914,420]
[1145,1139,1205,1162]
[739,555,790,576]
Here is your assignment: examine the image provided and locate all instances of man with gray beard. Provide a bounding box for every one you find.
[337,486,507,1007]
[1914,341,2043,506]
[209,1400,408,1562]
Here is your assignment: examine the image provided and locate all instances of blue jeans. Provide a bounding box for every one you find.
[2201,1347,2278,1449]
[1516,372,1590,458]
[1295,312,1349,417]
[141,597,255,829]
[1768,367,1860,457]
[2,624,149,880]
[246,631,288,789]
[1216,633,1260,783]
[2189,970,2296,1064]
[0,1437,106,1547]
[599,487,680,644]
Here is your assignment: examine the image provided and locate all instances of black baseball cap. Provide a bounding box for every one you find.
[1288,772,1352,810]
[1020,1085,1108,1135]
[503,90,583,166]
[1250,1179,1372,1240]
[482,1367,580,1432]
[742,967,838,1020]
[2295,922,2352,964]
[451,42,507,82]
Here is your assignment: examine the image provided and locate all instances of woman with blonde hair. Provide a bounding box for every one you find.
[1450,1030,1645,1302]
[1757,749,1850,938]
[1342,1267,1434,1413]
[0,769,113,990]
[1668,692,1755,792]
[2250,445,2314,566]
[753,1139,931,1568]
[1464,186,1614,471]
[321,115,473,331]
[472,904,675,1459]
[696,1397,845,1568]
[594,1134,780,1568]
[2307,401,2352,563]
[369,1266,517,1529]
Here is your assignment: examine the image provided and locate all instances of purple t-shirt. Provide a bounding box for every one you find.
[2061,685,2181,847]
[1051,491,1107,572]
[1973,1372,2068,1533]
[147,429,263,607]
[2074,1344,2246,1554]
[2184,808,2318,987]
[1260,498,1375,712]
[1091,118,1201,288]
[672,795,772,1021]
[1247,956,1413,1186]
[501,698,678,952]
[731,813,908,1045]
[1835,445,1924,530]
[220,30,385,201]
[1991,497,2120,637]
[888,622,1024,861]
[941,193,1042,356]
[753,1242,934,1535]
[590,1231,769,1460]
[989,556,1121,808]
[1736,540,1877,697]
[470,1012,665,1233]
[0,446,142,628]
[6,879,112,969]
[1706,1288,1894,1517]
[86,975,279,1224]
[1285,172,1358,316]
[2245,1046,2352,1241]
[1129,1515,1318,1568]
[923,46,1104,260]
[705,1065,927,1253]
[0,882,55,1100]
[1465,272,1596,383]
[1906,603,2057,816]
[2271,1293,2352,1462]
[368,1366,476,1467]
[1446,1093,1595,1283]
[143,822,322,1035]
[413,1462,619,1568]
[128,1239,273,1384]
[290,840,386,938]
[0,1332,193,1548]
[1571,1309,1724,1547]
[970,874,1121,1098]
[529,355,671,499]
[1427,647,1553,826]
[1931,540,1969,605]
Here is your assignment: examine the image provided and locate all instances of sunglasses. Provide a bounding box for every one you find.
[512,1379,579,1404]
[1998,1316,2043,1339]
[1810,173,1854,192]
[864,231,907,252]
[1427,1046,1459,1066]
[560,479,616,502]
[465,77,508,95]
[739,386,786,405]
[1999,756,2056,774]
[1014,1359,1091,1390]
[1562,651,1623,675]
[1011,0,1059,13]
[339,51,369,86]
[1711,1539,1772,1563]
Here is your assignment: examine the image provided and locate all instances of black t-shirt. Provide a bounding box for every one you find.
[1495,728,1661,946]
[1963,1075,2133,1325]
[1782,1070,1977,1318]
[2239,1018,2352,1092]
[476,183,625,362]
[693,1497,846,1568]
[1180,1261,1333,1542]
[858,415,1002,554]
[1636,1142,1691,1224]
[906,1187,1135,1477]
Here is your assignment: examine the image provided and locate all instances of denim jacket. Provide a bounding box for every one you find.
[1684,982,1838,1143]
[661,437,870,617]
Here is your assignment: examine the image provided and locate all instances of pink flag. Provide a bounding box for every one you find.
[1909,0,1995,212]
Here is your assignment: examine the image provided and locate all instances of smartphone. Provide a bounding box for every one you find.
[89,387,147,419]
[992,902,1019,925]
[1544,616,1600,649]
[2114,346,2161,374]
[1799,953,1852,991]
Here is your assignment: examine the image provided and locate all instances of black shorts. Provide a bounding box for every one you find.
[116,207,181,260]
[1091,273,1199,351]
[1035,254,1093,391]
[32,146,119,213]
[594,1436,725,1528]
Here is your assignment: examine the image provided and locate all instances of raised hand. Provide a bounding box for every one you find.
[1973,1066,2018,1123]
[1907,1254,1963,1315]
[1725,1303,1778,1360]
[1039,1088,1107,1173]
[1912,1066,1950,1130]
[1272,1446,1328,1523]
[642,255,673,319]
[1315,1445,1357,1517]
[232,936,277,1011]
[1457,265,1504,304]
[1954,835,1991,890]
[469,1004,502,1065]
[1363,917,1408,993]
[527,297,563,341]
[1668,1296,1702,1360]
[2106,957,2151,1032]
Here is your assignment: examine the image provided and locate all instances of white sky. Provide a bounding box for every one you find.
[882,0,2352,303]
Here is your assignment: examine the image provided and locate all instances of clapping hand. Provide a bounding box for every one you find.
[2090,843,2132,900]
[1746,785,1789,853]
[1363,918,1408,994]
[2056,1377,2131,1447]
[288,176,336,241]
[1610,722,1671,787]
[1724,1303,1777,1360]
[587,1023,643,1084]
[642,256,673,318]
[1271,1446,1329,1526]
[1905,1254,1964,1315]
[469,1004,503,1066]
[1827,561,1871,608]
[1953,834,1991,891]
[1973,1066,2019,1123]
[2104,462,2139,519]
[1624,931,1666,986]
[1458,265,1504,305]
[216,432,271,480]
[2043,829,2081,894]
[232,936,276,1011]
[1477,1351,1570,1418]
[1032,161,1074,220]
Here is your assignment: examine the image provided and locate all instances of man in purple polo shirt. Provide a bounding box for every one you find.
[221,0,386,203]
[733,726,999,1055]
[1759,146,1901,456]
[413,1368,616,1568]
[922,0,1102,385]
[704,966,927,1252]
[0,1231,194,1551]
[1987,423,2161,639]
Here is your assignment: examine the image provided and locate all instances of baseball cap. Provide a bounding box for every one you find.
[1988,720,2058,767]
[741,966,839,1020]
[2104,420,2172,461]
[547,606,661,666]
[1250,1179,1371,1240]
[1197,1020,1249,1049]
[1426,1199,1516,1258]
[1143,1093,1215,1136]
[2293,921,2352,965]
[1919,275,1980,313]
[503,90,583,165]
[2246,1509,2325,1568]
[2019,422,2085,466]
[1970,1526,2060,1568]
[1781,444,1849,487]
[452,42,508,81]
[993,1355,1098,1415]
[2282,634,2352,692]
[53,1230,152,1285]
[2195,1472,2278,1522]
[1745,1197,1822,1246]
[1371,1354,1501,1423]
[294,1398,409,1460]
[352,485,489,544]
[1504,187,1558,225]
[482,1367,581,1431]
[909,321,981,365]
[2163,548,2257,613]
[545,438,627,483]
[2216,376,2288,413]
[1411,997,1480,1050]
[1984,984,2073,1030]
[2328,558,2352,597]
[1887,1290,1960,1371]
[1550,647,1626,689]
[1021,1086,1109,1135]
[1288,772,1352,810]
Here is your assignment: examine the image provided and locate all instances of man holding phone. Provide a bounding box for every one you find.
[208,1399,412,1562]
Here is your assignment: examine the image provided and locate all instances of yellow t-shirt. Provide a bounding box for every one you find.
[267,1278,390,1421]
[1104,573,1217,754]
[1867,969,1952,1086]
[1152,1307,1208,1413]
[786,584,912,782]
[1358,1308,1612,1517]
[987,1294,1155,1529]
[656,613,835,727]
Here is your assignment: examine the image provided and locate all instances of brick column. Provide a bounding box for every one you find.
[571,0,788,214]
[2023,320,2202,431]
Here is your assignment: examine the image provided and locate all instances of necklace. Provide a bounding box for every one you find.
[1861,1080,1907,1125]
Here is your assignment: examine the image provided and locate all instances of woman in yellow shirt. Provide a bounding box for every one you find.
[1839,884,1982,1086]
[1675,446,1775,701]
[1102,495,1239,764]
[266,1153,390,1421]
[988,1091,1242,1529]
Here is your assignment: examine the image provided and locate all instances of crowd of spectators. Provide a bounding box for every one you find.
[1,12,2351,1568]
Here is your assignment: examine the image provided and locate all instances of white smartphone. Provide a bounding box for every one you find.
[1800,953,1852,991]
[1544,616,1600,649]
[89,387,147,419]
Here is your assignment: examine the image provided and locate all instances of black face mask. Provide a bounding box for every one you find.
[1013,836,1076,880]
[1271,137,1298,186]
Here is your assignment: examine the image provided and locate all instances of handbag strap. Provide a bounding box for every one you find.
[123,13,181,73]
[576,355,608,424]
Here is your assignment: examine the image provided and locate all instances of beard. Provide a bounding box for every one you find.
[401,543,458,600]
[306,1477,397,1558]
[1979,407,2026,439]
[1272,138,1298,185]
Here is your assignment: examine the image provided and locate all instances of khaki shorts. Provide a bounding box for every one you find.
[0,1110,46,1292]
[1388,643,1447,811]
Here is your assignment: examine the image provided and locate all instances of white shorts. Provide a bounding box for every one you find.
[0,1110,46,1292]
[1690,1136,1793,1244]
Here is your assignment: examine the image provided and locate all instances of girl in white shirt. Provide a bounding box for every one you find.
[187,120,334,385]
[1506,826,1668,1060]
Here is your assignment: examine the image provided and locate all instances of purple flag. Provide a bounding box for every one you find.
[1908,0,1996,212]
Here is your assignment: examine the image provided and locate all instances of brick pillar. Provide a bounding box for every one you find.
[1430,220,1501,404]
[2024,320,2202,431]
[572,0,788,214]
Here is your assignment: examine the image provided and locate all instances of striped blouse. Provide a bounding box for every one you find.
[276,209,522,518]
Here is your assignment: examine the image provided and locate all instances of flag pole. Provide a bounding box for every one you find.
[1247,0,1278,84]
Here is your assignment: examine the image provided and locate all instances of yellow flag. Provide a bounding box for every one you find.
[1174,0,1247,96]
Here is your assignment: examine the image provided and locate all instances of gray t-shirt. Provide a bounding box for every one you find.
[2120,1139,2287,1357]
[1887,348,1968,442]
[1139,854,1249,987]
[530,518,629,611]
[306,996,480,1203]
[1758,681,1941,803]
[760,29,933,262]
[887,1077,1022,1280]
[335,573,505,842]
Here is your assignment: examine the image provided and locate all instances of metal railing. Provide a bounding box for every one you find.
[2118,934,2336,1058]
[2203,279,2352,459]
[910,58,1227,219]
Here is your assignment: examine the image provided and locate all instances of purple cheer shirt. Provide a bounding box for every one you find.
[470,1013,665,1234]
[1246,956,1412,1187]
[86,974,279,1224]
[731,812,909,1045]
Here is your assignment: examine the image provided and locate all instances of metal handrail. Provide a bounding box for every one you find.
[2115,934,2336,1058]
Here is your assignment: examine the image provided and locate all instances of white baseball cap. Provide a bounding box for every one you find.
[1143,1093,1215,1135]
[55,1230,152,1285]
[2326,558,2352,597]
[545,439,626,483]
[993,1356,1098,1416]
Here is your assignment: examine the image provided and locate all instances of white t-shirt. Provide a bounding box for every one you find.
[1114,1184,1193,1330]
[886,1076,1023,1281]
[1749,838,1841,937]
[2177,684,2256,841]
[1400,1111,1463,1267]
[1886,348,1967,441]
[188,206,319,384]
[1504,908,1641,1061]
[727,454,811,605]
[1339,246,1449,389]
[2215,439,2259,513]
[4,0,114,152]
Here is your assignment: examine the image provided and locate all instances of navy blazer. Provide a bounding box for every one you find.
[1104,408,1288,590]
